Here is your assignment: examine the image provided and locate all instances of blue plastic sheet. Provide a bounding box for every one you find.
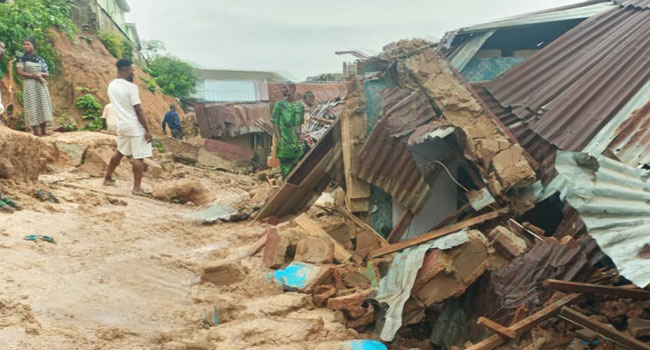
[342,340,387,350]
[268,262,320,291]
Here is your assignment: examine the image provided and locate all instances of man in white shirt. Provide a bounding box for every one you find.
[103,59,152,196]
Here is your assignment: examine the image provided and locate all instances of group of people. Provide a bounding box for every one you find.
[272,83,336,178]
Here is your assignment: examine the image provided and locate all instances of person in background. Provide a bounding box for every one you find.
[16,37,53,137]
[102,103,117,134]
[162,104,183,140]
[103,59,153,197]
[272,81,304,178]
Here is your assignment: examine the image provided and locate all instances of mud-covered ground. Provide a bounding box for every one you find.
[0,131,357,350]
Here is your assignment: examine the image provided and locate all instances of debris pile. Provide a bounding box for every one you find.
[248,37,650,350]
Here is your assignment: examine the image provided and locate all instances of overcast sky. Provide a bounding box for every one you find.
[126,0,583,80]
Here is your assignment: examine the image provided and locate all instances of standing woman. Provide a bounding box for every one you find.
[16,37,53,137]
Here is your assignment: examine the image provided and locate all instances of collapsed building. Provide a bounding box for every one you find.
[250,1,650,349]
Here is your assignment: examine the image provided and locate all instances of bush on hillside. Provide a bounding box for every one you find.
[98,30,123,59]
[0,0,77,75]
[144,55,196,99]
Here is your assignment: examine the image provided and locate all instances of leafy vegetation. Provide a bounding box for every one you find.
[152,139,165,153]
[98,31,123,59]
[0,0,78,75]
[121,39,135,60]
[57,114,78,132]
[75,87,103,131]
[143,55,197,99]
[141,76,158,93]
[140,39,196,99]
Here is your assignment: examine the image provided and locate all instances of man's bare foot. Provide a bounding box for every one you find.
[103,178,117,186]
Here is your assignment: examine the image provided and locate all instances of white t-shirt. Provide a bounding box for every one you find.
[107,79,144,136]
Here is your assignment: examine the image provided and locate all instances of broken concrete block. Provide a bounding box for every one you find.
[327,290,373,319]
[628,317,650,338]
[295,236,335,264]
[55,142,87,166]
[487,225,528,260]
[159,137,200,164]
[197,148,239,171]
[413,230,490,306]
[342,271,371,289]
[201,262,247,286]
[263,228,290,269]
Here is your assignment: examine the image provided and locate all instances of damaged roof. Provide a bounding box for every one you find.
[357,88,436,213]
[485,6,650,152]
[194,103,273,139]
[546,151,650,288]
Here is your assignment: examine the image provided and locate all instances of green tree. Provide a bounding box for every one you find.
[0,0,77,75]
[145,55,196,99]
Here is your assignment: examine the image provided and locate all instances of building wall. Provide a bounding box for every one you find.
[97,0,127,33]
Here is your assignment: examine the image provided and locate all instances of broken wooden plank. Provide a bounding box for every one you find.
[477,317,515,339]
[465,294,581,350]
[371,208,509,258]
[545,279,650,300]
[431,202,472,231]
[558,307,650,350]
[294,214,352,263]
[340,81,370,213]
[387,210,414,243]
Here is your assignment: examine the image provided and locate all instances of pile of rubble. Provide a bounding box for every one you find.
[245,39,650,350]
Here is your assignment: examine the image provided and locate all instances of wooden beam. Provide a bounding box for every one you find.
[558,307,650,350]
[465,294,581,350]
[477,317,515,339]
[371,208,508,258]
[340,81,370,212]
[387,210,414,243]
[431,202,472,231]
[294,214,352,263]
[545,279,650,300]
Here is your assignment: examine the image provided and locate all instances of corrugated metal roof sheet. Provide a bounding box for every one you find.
[456,1,616,34]
[194,102,272,139]
[615,0,650,9]
[607,101,650,167]
[487,239,593,323]
[486,7,650,152]
[547,151,650,287]
[357,88,437,213]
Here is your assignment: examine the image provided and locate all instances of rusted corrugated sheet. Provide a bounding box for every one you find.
[607,101,650,167]
[357,88,437,213]
[203,139,254,163]
[195,102,272,139]
[487,239,594,323]
[486,7,650,152]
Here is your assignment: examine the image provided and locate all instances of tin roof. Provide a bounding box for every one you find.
[357,88,437,213]
[485,7,650,152]
[547,151,650,287]
[194,103,273,139]
[615,0,650,8]
[607,101,650,167]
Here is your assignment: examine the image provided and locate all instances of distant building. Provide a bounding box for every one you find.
[191,69,287,103]
[70,0,141,49]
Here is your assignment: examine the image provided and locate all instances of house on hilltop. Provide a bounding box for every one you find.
[69,0,141,49]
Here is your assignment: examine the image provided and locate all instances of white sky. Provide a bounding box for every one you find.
[126,0,584,80]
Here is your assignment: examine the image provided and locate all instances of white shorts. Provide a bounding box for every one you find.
[117,135,152,159]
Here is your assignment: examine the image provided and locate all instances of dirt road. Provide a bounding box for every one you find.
[0,164,355,349]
